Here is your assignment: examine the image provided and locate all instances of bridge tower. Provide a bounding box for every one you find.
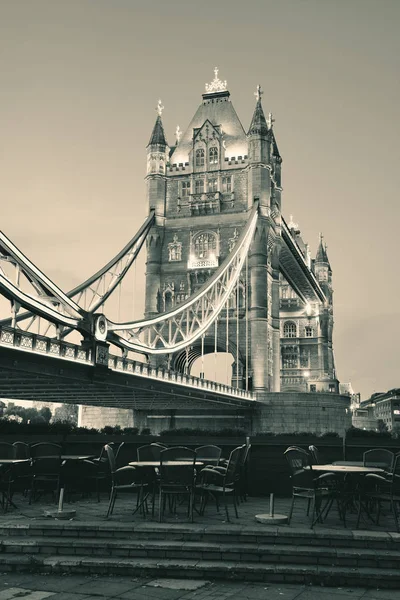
[144,72,282,395]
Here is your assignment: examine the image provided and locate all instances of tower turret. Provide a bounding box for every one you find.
[314,233,332,304]
[146,100,169,221]
[247,85,271,212]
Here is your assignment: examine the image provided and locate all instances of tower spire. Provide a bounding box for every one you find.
[316,233,330,265]
[147,100,167,147]
[248,84,268,136]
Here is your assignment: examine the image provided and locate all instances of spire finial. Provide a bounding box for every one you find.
[254,84,263,102]
[175,125,182,144]
[156,99,164,117]
[319,232,324,242]
[288,214,298,230]
[267,112,275,128]
[205,67,227,94]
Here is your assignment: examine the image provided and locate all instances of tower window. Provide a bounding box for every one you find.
[305,326,313,337]
[222,176,232,193]
[195,148,205,167]
[283,321,297,338]
[181,181,190,198]
[208,178,218,193]
[195,179,204,194]
[193,232,217,260]
[209,147,218,164]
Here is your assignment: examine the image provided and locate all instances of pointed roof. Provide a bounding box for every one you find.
[147,115,167,148]
[247,94,269,137]
[316,234,330,266]
[271,130,281,159]
[170,91,247,165]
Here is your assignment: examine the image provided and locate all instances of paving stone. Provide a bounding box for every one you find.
[0,589,55,600]
[362,591,400,599]
[72,580,140,597]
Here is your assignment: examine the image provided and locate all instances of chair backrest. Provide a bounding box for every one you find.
[308,445,321,465]
[363,448,394,471]
[195,445,221,466]
[30,443,62,458]
[0,442,16,459]
[105,444,116,475]
[284,447,311,473]
[13,442,30,459]
[224,445,244,486]
[392,454,400,495]
[240,443,251,467]
[159,446,196,486]
[137,443,166,462]
[284,447,315,489]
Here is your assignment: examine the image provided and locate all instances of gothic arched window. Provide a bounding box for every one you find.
[164,291,173,312]
[209,146,218,164]
[195,148,205,167]
[193,232,217,260]
[195,179,204,194]
[283,321,297,338]
[305,326,313,337]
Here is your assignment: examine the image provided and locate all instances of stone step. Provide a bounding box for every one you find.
[2,536,400,571]
[1,554,400,588]
[0,521,399,551]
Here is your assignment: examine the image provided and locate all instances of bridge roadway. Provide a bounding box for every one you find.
[0,328,258,412]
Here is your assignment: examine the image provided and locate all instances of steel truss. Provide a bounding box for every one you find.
[106,203,258,354]
[0,211,155,336]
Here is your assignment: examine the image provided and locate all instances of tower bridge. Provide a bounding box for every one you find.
[0,71,351,434]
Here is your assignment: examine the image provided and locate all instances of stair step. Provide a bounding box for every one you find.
[1,522,399,550]
[0,554,400,588]
[2,537,400,570]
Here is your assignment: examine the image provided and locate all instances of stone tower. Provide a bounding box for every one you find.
[144,71,338,396]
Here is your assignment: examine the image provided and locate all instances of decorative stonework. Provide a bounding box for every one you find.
[205,67,227,94]
[188,230,220,270]
[228,228,239,252]
[168,234,182,262]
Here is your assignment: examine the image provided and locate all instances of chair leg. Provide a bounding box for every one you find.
[391,499,399,533]
[106,489,116,517]
[158,489,163,522]
[223,489,230,522]
[287,495,295,525]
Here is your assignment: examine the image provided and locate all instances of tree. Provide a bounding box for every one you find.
[53,404,78,425]
[4,402,52,424]
[377,419,388,433]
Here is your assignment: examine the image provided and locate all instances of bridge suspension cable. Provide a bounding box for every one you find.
[0,211,155,333]
[107,203,259,355]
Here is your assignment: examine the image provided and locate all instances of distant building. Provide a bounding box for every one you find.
[360,389,400,432]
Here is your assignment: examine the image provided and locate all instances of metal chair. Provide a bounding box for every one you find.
[284,447,336,527]
[158,446,196,522]
[30,442,62,458]
[0,443,15,459]
[198,445,243,522]
[308,445,321,465]
[363,449,394,474]
[359,453,400,532]
[136,444,165,516]
[195,445,221,467]
[13,442,30,459]
[105,444,147,518]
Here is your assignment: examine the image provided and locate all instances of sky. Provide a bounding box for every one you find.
[0,0,399,400]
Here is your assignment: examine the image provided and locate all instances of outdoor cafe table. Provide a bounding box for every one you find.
[45,455,96,519]
[312,464,384,474]
[129,461,203,467]
[312,463,385,527]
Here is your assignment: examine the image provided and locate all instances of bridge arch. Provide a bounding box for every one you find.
[171,334,244,378]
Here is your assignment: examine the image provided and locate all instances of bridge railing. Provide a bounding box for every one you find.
[0,326,92,364]
[108,355,256,401]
